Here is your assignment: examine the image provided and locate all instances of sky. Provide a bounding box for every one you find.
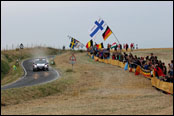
[1,1,173,50]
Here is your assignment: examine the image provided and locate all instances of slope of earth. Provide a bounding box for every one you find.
[1,48,173,115]
[1,47,63,86]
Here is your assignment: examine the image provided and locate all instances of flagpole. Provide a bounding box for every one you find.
[99,16,121,45]
[67,35,71,40]
[92,35,96,46]
[112,32,120,45]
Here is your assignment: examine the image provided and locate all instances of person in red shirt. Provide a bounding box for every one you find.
[130,43,134,51]
[154,64,165,79]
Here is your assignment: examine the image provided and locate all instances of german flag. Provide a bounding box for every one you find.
[102,26,112,41]
[86,39,93,48]
[96,42,104,49]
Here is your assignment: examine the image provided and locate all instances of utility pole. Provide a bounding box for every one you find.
[12,44,14,50]
[6,45,8,51]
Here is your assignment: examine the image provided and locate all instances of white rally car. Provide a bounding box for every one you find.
[33,58,49,71]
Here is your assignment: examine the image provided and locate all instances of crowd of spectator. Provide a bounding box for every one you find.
[87,45,173,83]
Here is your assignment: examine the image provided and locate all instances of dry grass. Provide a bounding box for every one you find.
[1,47,62,85]
[1,48,173,115]
[131,48,173,66]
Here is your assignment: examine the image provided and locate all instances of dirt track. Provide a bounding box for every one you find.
[1,49,173,115]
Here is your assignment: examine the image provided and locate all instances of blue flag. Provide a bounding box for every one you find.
[124,62,128,71]
[89,18,105,38]
[69,38,77,49]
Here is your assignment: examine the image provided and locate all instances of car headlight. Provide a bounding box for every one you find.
[44,64,48,67]
[34,64,37,68]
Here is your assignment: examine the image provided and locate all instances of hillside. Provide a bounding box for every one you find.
[1,48,173,115]
[1,47,63,85]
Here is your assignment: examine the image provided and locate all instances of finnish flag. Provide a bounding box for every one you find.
[89,18,106,38]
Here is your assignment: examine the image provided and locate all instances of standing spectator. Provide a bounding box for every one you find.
[16,59,19,66]
[123,44,126,49]
[107,44,111,51]
[133,43,135,50]
[154,64,165,79]
[123,52,128,62]
[118,44,120,51]
[13,65,17,71]
[112,53,116,60]
[168,60,173,79]
[130,43,134,51]
[146,56,149,61]
[119,44,122,52]
[162,63,167,75]
[125,43,128,51]
[136,44,138,49]
[114,44,118,51]
[150,53,155,61]
[107,44,111,59]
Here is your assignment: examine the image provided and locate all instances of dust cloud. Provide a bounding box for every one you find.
[30,48,50,62]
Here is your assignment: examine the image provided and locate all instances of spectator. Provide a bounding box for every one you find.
[123,44,126,49]
[112,53,116,60]
[118,44,122,52]
[136,44,138,49]
[168,60,173,79]
[114,44,118,51]
[144,62,150,70]
[146,56,149,61]
[123,52,128,63]
[16,59,19,66]
[107,44,111,51]
[154,64,165,79]
[125,43,128,51]
[128,55,135,72]
[89,46,94,55]
[87,48,172,84]
[119,52,123,62]
[132,43,135,50]
[158,60,163,70]
[136,57,141,66]
[162,63,167,75]
[130,43,134,51]
[99,50,104,59]
[150,53,155,61]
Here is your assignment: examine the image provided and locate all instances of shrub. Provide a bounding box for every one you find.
[66,69,73,72]
[4,54,13,62]
[16,48,19,51]
[1,60,10,79]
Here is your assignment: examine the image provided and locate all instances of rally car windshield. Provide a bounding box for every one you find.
[35,60,47,64]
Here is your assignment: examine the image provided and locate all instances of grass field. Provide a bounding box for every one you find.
[1,47,63,85]
[1,48,173,115]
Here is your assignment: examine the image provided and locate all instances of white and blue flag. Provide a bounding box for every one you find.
[89,18,106,38]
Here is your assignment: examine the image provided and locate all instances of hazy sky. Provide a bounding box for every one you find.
[1,1,173,50]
